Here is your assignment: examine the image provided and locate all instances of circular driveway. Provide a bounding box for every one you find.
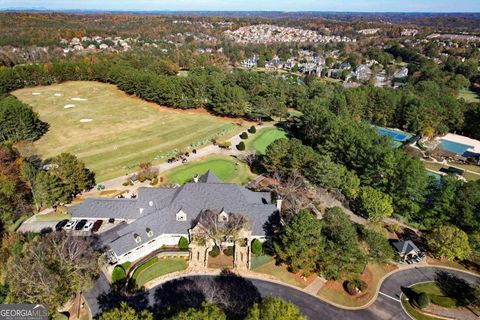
[84,266,479,320]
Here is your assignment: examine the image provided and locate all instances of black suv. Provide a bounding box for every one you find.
[75,219,88,230]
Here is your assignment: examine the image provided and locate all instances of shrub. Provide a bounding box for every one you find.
[138,175,147,183]
[417,292,430,309]
[223,246,234,256]
[345,279,368,296]
[150,178,159,186]
[251,239,263,255]
[122,180,132,186]
[111,266,127,284]
[237,141,246,151]
[240,132,248,139]
[248,126,257,134]
[178,236,189,250]
[209,245,220,257]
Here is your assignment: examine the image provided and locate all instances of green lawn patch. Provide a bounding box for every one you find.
[252,260,307,288]
[13,81,245,181]
[458,88,480,103]
[132,257,187,288]
[247,127,287,154]
[163,155,255,185]
[401,295,443,320]
[410,282,458,308]
[251,254,274,269]
[34,212,71,222]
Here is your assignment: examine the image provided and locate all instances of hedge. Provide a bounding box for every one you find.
[178,236,189,250]
[417,292,430,309]
[223,246,234,256]
[209,245,220,257]
[111,265,127,284]
[237,141,246,151]
[251,239,263,255]
[240,132,248,139]
[248,126,257,134]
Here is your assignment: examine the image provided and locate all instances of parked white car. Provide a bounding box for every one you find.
[64,220,78,230]
[82,221,94,232]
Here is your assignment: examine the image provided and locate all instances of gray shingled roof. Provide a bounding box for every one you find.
[69,172,277,257]
[392,240,420,255]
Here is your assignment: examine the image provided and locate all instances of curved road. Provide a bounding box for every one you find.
[84,267,479,320]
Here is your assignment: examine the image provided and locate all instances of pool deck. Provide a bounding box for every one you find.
[437,133,480,154]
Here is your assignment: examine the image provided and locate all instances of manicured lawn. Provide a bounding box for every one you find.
[401,295,443,320]
[163,155,255,185]
[423,162,480,181]
[410,282,458,308]
[247,127,287,154]
[317,263,398,307]
[252,260,309,288]
[13,81,245,181]
[34,212,71,222]
[131,257,187,288]
[458,88,480,103]
[251,254,274,269]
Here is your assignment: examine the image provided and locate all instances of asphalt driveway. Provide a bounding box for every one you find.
[84,267,479,320]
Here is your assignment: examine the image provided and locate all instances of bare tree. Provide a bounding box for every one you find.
[193,209,251,250]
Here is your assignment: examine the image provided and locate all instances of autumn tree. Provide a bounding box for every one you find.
[6,233,100,312]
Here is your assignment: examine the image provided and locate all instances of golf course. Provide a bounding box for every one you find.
[163,154,255,185]
[247,127,288,154]
[13,81,247,181]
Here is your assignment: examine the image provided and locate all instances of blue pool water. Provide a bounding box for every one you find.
[439,140,474,156]
[377,127,411,141]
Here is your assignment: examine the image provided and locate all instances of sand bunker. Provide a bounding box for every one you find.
[79,118,93,123]
[71,98,88,101]
[32,92,41,95]
[54,93,62,97]
[63,104,75,109]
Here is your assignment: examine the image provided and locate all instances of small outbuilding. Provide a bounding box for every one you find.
[392,240,421,261]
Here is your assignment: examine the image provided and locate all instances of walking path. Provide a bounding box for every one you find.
[303,276,326,294]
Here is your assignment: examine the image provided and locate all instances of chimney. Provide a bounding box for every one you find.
[149,201,154,207]
[276,196,283,212]
[193,174,199,183]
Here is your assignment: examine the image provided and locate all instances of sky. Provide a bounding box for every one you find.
[1,0,480,12]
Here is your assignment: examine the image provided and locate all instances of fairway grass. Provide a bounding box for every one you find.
[13,81,247,181]
[247,127,288,154]
[163,154,255,185]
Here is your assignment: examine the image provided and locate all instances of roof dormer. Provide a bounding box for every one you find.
[218,210,229,223]
[133,233,142,243]
[146,228,153,238]
[176,209,186,221]
[139,208,144,214]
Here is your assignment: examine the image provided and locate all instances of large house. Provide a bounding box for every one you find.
[69,171,279,267]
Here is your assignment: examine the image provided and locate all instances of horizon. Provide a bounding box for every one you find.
[1,0,480,13]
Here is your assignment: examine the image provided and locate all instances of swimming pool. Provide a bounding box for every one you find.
[377,127,412,142]
[439,139,474,156]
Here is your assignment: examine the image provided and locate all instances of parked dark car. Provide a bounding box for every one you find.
[55,219,69,231]
[75,219,88,230]
[92,220,103,233]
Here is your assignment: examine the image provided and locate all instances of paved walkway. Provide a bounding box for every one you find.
[303,276,326,294]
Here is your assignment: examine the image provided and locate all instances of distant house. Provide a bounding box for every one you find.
[241,55,259,68]
[393,240,421,261]
[393,67,409,79]
[355,64,372,81]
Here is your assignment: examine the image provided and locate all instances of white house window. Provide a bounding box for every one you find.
[134,233,142,243]
[176,210,186,221]
[146,228,154,237]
